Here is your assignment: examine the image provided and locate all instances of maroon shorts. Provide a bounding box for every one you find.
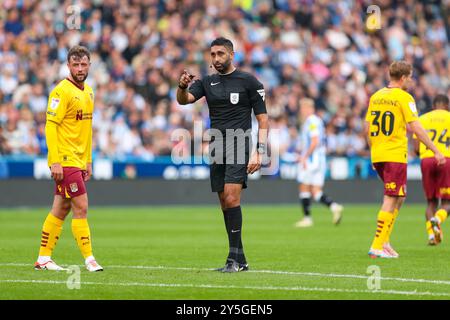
[373,162,407,197]
[421,157,450,200]
[54,167,87,199]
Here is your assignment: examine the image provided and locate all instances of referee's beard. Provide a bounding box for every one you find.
[213,59,233,74]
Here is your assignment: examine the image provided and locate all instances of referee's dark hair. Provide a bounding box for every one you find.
[210,37,234,52]
[432,94,449,110]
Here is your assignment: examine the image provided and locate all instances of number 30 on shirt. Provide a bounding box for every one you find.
[370,110,395,137]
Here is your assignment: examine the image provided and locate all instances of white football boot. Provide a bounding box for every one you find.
[368,248,395,259]
[294,217,313,228]
[85,256,104,272]
[34,260,66,271]
[383,243,399,258]
[330,203,343,225]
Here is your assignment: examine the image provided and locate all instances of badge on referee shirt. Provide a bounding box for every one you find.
[230,93,239,105]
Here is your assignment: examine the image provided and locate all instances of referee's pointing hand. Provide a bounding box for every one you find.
[179,70,195,89]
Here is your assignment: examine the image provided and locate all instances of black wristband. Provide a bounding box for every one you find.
[178,83,188,90]
[257,142,266,154]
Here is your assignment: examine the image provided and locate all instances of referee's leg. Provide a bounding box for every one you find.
[218,183,248,270]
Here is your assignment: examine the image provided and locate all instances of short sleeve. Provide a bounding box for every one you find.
[247,75,267,115]
[188,79,205,101]
[46,88,68,124]
[308,118,320,137]
[401,94,419,123]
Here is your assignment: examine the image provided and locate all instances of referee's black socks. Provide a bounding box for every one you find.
[223,206,246,265]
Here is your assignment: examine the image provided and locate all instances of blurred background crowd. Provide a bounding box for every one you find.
[0,0,449,162]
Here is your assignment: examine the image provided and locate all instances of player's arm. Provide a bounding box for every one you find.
[176,70,197,105]
[45,120,63,181]
[364,100,373,149]
[412,134,420,157]
[409,120,445,164]
[364,120,372,148]
[247,76,268,174]
[256,113,268,148]
[85,126,93,182]
[298,131,319,169]
[45,89,68,182]
[303,135,319,159]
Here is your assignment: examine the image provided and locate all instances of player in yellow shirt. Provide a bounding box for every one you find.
[34,46,103,272]
[413,94,450,245]
[365,61,446,258]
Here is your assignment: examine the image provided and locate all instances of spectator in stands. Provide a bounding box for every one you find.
[0,0,448,164]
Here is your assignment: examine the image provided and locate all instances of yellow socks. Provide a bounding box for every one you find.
[72,218,93,259]
[371,211,394,250]
[385,208,399,244]
[435,209,448,224]
[426,220,434,239]
[39,213,64,257]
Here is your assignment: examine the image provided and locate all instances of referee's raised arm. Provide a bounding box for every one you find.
[176,70,196,105]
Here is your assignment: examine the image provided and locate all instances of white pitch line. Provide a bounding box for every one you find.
[1,279,449,297]
[1,263,450,287]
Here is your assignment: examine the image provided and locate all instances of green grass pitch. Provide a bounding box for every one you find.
[0,204,449,300]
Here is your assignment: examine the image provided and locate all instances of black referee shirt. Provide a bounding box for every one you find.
[188,69,267,132]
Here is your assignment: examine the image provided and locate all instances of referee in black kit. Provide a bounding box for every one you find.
[177,37,269,272]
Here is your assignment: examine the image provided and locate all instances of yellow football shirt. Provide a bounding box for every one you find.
[416,109,450,159]
[46,78,94,169]
[365,87,419,163]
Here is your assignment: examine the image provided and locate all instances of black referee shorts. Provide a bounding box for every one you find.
[209,133,250,193]
[210,163,248,193]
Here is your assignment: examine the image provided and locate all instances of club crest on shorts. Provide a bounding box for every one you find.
[230,93,239,104]
[69,183,78,193]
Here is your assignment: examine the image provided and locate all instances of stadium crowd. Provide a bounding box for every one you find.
[0,0,449,162]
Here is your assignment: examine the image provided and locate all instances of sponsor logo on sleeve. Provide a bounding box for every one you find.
[50,98,60,110]
[257,89,265,101]
[409,102,417,113]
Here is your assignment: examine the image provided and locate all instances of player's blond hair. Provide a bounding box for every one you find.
[389,61,412,80]
[299,98,315,109]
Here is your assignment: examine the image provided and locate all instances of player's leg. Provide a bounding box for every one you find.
[430,160,450,243]
[310,158,343,225]
[217,153,250,272]
[211,162,233,271]
[369,162,406,258]
[35,195,71,270]
[296,161,313,227]
[217,190,235,272]
[311,184,343,225]
[71,193,102,272]
[63,168,102,271]
[435,200,449,224]
[219,183,249,272]
[421,158,441,244]
[426,199,438,245]
[383,196,404,257]
[295,183,313,227]
[369,195,398,258]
